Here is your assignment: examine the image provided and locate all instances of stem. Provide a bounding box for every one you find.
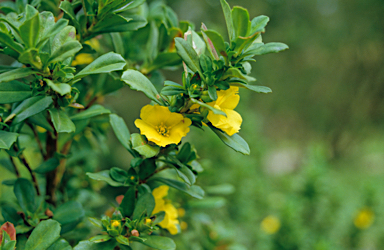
[19,154,41,196]
[9,155,20,178]
[27,122,45,159]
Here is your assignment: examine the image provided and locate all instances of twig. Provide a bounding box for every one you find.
[9,155,20,178]
[27,122,45,159]
[19,154,41,196]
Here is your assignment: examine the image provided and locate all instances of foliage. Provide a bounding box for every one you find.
[0,0,287,249]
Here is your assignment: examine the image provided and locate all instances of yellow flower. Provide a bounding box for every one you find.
[207,87,242,136]
[71,53,94,66]
[152,185,179,235]
[71,38,100,66]
[261,215,281,234]
[354,208,374,229]
[135,105,192,147]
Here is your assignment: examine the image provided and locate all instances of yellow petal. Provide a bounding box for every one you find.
[207,109,242,136]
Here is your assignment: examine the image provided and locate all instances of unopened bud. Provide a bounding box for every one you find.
[111,220,120,228]
[131,229,139,237]
[45,208,54,218]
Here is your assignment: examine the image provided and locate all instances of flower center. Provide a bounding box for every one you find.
[156,122,170,137]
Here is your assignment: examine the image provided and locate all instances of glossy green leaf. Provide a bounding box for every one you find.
[0,32,24,54]
[145,52,182,73]
[47,239,72,250]
[116,235,130,246]
[247,42,289,56]
[190,98,226,116]
[37,13,69,48]
[109,114,131,152]
[0,68,35,83]
[132,192,155,220]
[221,68,256,82]
[0,131,19,150]
[149,177,204,199]
[53,201,84,234]
[210,126,250,155]
[89,235,112,243]
[87,170,127,187]
[34,157,60,174]
[48,41,82,64]
[45,79,71,96]
[12,96,53,124]
[73,240,116,250]
[250,15,269,34]
[19,9,40,48]
[175,165,196,185]
[121,69,161,104]
[51,26,77,53]
[59,1,80,30]
[1,206,21,225]
[139,235,176,250]
[110,167,128,183]
[0,80,31,104]
[232,6,250,38]
[230,81,272,93]
[138,158,157,180]
[74,52,126,80]
[220,0,234,41]
[119,186,136,217]
[70,104,111,121]
[131,133,160,158]
[48,107,76,133]
[14,178,37,213]
[25,220,61,250]
[92,14,132,33]
[174,37,203,76]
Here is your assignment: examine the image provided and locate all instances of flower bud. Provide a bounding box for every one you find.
[131,229,139,237]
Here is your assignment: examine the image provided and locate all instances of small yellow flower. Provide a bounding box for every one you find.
[207,87,242,136]
[71,53,94,66]
[261,215,281,234]
[111,220,120,228]
[354,208,374,229]
[135,105,192,147]
[152,186,179,235]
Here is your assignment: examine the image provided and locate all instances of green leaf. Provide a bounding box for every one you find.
[203,30,227,57]
[175,165,196,185]
[70,104,111,121]
[121,69,161,104]
[138,158,157,180]
[47,239,72,250]
[19,9,40,48]
[92,14,132,33]
[34,157,60,174]
[189,197,226,209]
[0,68,35,83]
[210,126,250,155]
[45,79,71,96]
[109,114,131,152]
[51,26,77,54]
[89,235,112,243]
[110,32,125,56]
[221,68,255,82]
[12,96,53,124]
[48,40,82,64]
[87,170,127,187]
[116,235,130,246]
[119,186,136,217]
[139,235,176,250]
[53,201,84,234]
[59,1,80,31]
[1,206,21,225]
[48,107,76,133]
[25,220,61,250]
[132,192,155,220]
[149,177,204,199]
[131,134,160,158]
[14,178,37,214]
[174,37,203,76]
[250,15,269,34]
[231,6,250,38]
[0,80,31,104]
[74,240,116,250]
[74,52,126,80]
[220,0,234,41]
[190,98,226,116]
[160,86,185,96]
[0,131,19,150]
[0,31,24,54]
[246,42,289,56]
[229,81,272,93]
[110,167,128,183]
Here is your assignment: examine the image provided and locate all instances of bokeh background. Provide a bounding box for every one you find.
[1,0,384,249]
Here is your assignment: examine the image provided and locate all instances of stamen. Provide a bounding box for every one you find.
[155,122,170,137]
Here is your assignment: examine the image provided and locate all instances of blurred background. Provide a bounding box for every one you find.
[1,0,384,249]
